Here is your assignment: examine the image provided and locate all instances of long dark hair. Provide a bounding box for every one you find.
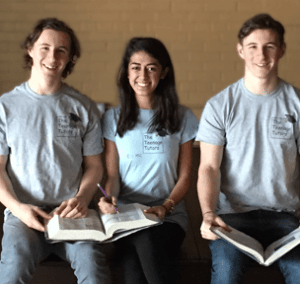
[21,18,81,79]
[116,37,181,137]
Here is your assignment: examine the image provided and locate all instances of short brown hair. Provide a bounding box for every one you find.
[21,18,81,78]
[238,14,285,46]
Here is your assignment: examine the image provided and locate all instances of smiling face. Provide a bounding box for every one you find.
[128,51,168,105]
[28,29,71,82]
[237,29,286,81]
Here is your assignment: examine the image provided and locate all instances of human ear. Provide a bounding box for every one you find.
[237,43,244,60]
[160,67,169,79]
[279,43,286,58]
[27,47,33,58]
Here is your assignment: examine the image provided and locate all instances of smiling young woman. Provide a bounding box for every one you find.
[127,50,168,108]
[98,37,199,284]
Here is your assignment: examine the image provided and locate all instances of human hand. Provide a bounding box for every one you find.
[14,203,52,232]
[200,211,230,240]
[144,206,167,221]
[98,196,118,214]
[54,196,88,219]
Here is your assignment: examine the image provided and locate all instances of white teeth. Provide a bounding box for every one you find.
[257,63,268,67]
[138,83,149,87]
[44,64,57,70]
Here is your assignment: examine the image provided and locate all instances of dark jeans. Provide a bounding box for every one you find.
[115,222,185,284]
[210,210,300,284]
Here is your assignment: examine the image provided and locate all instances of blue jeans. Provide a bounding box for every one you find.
[0,211,111,284]
[210,210,300,284]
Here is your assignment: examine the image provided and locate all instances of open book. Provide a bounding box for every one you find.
[46,203,162,243]
[210,226,300,266]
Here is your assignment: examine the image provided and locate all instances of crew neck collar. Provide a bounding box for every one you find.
[241,78,282,100]
[25,81,65,100]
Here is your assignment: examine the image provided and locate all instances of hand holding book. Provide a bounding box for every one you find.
[144,206,167,221]
[210,225,300,266]
[200,211,231,240]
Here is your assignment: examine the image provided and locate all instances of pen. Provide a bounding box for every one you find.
[97,183,119,214]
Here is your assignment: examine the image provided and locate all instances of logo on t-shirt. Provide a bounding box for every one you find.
[143,133,164,153]
[57,115,79,137]
[270,117,293,140]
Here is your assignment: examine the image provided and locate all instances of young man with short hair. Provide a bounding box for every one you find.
[0,18,110,284]
[197,14,300,284]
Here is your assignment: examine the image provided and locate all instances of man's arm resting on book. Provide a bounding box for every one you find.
[55,153,103,219]
[197,142,230,240]
[98,139,120,214]
[0,155,51,231]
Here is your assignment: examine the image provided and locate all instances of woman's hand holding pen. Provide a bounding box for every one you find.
[97,183,119,214]
[98,196,119,214]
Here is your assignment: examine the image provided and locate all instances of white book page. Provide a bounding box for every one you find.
[264,228,300,266]
[101,204,146,227]
[47,209,106,241]
[211,226,265,264]
[101,203,160,237]
[57,210,104,231]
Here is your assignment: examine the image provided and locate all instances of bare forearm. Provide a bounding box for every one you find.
[76,154,103,205]
[168,175,190,205]
[0,156,21,214]
[197,143,228,239]
[0,172,21,212]
[103,139,120,199]
[104,175,120,198]
[197,166,220,215]
[163,140,193,210]
[0,155,52,230]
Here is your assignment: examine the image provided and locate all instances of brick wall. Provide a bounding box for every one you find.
[0,0,300,118]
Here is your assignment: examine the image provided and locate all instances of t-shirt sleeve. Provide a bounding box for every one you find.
[82,102,104,156]
[180,107,199,144]
[102,108,117,142]
[293,88,300,154]
[0,104,9,155]
[195,97,226,146]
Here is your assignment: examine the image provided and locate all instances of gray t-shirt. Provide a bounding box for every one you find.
[102,106,199,231]
[0,82,103,207]
[196,78,300,217]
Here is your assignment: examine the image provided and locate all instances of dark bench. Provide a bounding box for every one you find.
[0,147,286,283]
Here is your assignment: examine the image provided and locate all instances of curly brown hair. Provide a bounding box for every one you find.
[21,18,81,79]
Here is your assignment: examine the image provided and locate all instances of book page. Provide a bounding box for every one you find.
[58,210,104,231]
[101,203,145,228]
[101,203,146,228]
[264,228,300,266]
[211,226,265,264]
[46,209,106,241]
[101,203,161,237]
